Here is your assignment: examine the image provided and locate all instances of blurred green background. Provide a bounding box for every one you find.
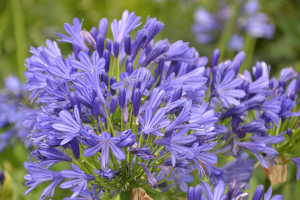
[1,0,300,199]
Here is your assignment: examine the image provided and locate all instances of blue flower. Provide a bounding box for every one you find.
[193,1,275,51]
[291,157,300,180]
[252,185,282,200]
[139,107,170,136]
[63,189,100,200]
[31,147,72,168]
[237,141,268,168]
[201,180,225,200]
[56,18,87,51]
[214,69,246,108]
[60,164,95,198]
[188,185,202,200]
[165,167,196,193]
[222,153,255,187]
[70,51,105,74]
[130,143,154,160]
[111,10,141,44]
[156,128,196,167]
[116,129,135,148]
[164,41,197,63]
[83,132,125,170]
[24,160,64,199]
[52,106,82,159]
[94,168,116,180]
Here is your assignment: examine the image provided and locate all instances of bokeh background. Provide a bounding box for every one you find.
[1,0,300,199]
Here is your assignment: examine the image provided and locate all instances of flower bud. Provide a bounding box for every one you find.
[110,95,117,114]
[124,35,131,55]
[211,49,220,68]
[132,89,141,117]
[113,41,119,58]
[96,34,104,57]
[103,49,110,72]
[101,72,108,87]
[110,76,116,95]
[106,39,112,53]
[118,87,126,109]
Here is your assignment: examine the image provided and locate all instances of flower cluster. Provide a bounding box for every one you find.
[22,10,217,200]
[21,10,299,200]
[188,180,282,200]
[193,0,275,51]
[0,75,32,151]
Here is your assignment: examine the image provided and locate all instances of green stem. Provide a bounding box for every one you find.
[119,189,132,200]
[104,105,115,136]
[116,56,120,82]
[264,176,271,193]
[157,168,174,185]
[218,1,242,61]
[11,0,26,80]
[241,35,256,72]
[94,119,100,134]
[121,109,124,132]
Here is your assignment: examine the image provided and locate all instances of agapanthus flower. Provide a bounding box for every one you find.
[60,164,95,198]
[193,0,275,51]
[140,107,170,136]
[0,75,32,152]
[19,9,296,200]
[214,69,246,108]
[83,131,126,171]
[252,185,282,200]
[24,160,64,199]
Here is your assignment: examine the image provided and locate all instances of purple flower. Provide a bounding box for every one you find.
[279,67,297,83]
[132,88,141,117]
[201,180,225,200]
[23,161,64,199]
[252,185,282,200]
[52,106,82,159]
[237,141,268,168]
[186,142,218,179]
[130,143,154,160]
[165,167,196,193]
[31,147,72,168]
[83,132,125,170]
[164,101,194,132]
[291,157,300,180]
[138,162,157,191]
[116,129,135,148]
[279,96,299,120]
[228,34,244,51]
[142,39,170,67]
[237,119,268,138]
[70,51,105,74]
[60,164,95,198]
[94,168,115,180]
[223,153,255,186]
[111,10,141,44]
[156,128,196,167]
[193,1,275,51]
[139,107,170,136]
[188,185,202,200]
[56,18,87,51]
[211,49,220,68]
[142,17,164,48]
[164,41,197,63]
[63,189,100,200]
[131,29,147,59]
[214,69,246,108]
